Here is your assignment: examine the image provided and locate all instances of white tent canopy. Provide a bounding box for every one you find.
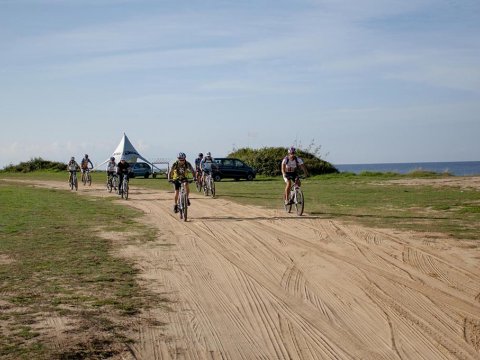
[95,133,156,170]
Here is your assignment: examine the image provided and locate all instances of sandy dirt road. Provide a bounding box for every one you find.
[19,180,480,359]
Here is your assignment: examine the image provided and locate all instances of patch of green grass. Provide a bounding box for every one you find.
[204,174,480,240]
[0,182,162,358]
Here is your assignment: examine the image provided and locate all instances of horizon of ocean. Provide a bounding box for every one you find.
[334,161,480,176]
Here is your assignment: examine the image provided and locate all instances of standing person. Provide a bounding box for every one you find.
[281,147,308,205]
[200,152,216,185]
[106,156,117,190]
[67,156,80,183]
[194,153,204,185]
[116,157,130,195]
[168,152,195,213]
[80,154,94,183]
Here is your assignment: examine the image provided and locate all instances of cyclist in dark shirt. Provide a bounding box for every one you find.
[116,158,130,195]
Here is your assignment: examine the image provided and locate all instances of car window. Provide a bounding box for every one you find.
[234,160,245,168]
[223,159,234,166]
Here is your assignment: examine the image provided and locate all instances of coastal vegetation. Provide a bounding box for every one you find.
[228,146,338,176]
[1,157,66,173]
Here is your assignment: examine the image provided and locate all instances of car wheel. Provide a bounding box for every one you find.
[213,174,221,182]
[144,172,150,179]
[246,173,254,181]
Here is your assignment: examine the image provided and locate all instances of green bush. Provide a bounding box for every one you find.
[2,157,67,173]
[228,147,338,176]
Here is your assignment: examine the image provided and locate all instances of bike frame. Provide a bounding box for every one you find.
[107,174,118,193]
[203,172,215,197]
[70,171,78,191]
[82,168,92,186]
[285,177,304,216]
[121,174,129,200]
[178,180,190,221]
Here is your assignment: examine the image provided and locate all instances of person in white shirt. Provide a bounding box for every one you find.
[281,147,308,205]
[67,156,80,184]
[106,157,117,190]
[200,152,216,185]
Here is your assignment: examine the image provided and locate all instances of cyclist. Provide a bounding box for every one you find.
[168,152,195,213]
[67,156,80,184]
[80,154,94,182]
[116,157,130,195]
[200,152,216,185]
[194,152,204,185]
[106,156,117,190]
[281,147,308,205]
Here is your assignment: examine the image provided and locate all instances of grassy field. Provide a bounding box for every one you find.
[0,180,162,359]
[1,170,479,357]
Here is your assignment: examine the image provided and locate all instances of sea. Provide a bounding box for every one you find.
[334,161,480,176]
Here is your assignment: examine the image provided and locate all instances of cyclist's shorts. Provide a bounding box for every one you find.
[283,172,298,183]
[172,178,188,190]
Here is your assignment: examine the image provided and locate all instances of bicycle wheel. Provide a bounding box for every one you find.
[196,178,202,192]
[69,176,74,190]
[178,194,184,220]
[74,177,78,191]
[107,177,112,192]
[294,189,304,216]
[284,187,294,213]
[203,180,209,196]
[82,173,86,186]
[87,173,92,186]
[182,193,188,221]
[210,178,215,198]
[124,181,129,200]
[284,196,292,213]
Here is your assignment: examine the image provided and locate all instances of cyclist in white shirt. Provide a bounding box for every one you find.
[281,147,308,205]
[67,157,80,184]
[106,157,117,190]
[200,152,216,185]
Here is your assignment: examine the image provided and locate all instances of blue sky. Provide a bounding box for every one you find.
[1,0,479,168]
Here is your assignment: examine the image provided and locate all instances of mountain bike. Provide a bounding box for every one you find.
[169,179,192,221]
[82,168,92,186]
[69,171,78,191]
[178,179,193,221]
[203,171,215,198]
[106,174,118,193]
[285,176,304,216]
[119,174,129,200]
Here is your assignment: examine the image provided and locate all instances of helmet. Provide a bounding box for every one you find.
[288,146,296,154]
[177,152,186,160]
[110,157,115,161]
[85,154,89,158]
[206,152,211,157]
[198,153,203,157]
[71,156,75,161]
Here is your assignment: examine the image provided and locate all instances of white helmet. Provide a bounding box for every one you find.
[206,152,212,157]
